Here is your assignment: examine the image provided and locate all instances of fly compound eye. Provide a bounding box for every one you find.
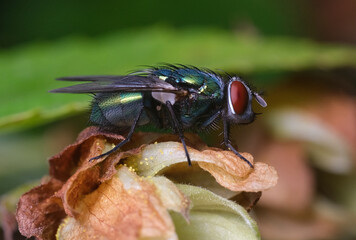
[228,80,249,115]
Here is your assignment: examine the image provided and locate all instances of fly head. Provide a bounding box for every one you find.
[224,76,267,124]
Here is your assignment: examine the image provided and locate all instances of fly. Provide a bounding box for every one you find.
[51,65,267,168]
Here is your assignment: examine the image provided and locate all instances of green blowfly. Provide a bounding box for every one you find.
[51,65,267,168]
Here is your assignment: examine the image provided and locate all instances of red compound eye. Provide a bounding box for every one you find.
[230,81,248,114]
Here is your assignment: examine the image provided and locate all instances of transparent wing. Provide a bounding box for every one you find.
[50,75,183,94]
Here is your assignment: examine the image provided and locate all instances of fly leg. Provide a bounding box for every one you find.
[90,107,144,161]
[200,110,221,129]
[223,118,254,168]
[166,101,192,166]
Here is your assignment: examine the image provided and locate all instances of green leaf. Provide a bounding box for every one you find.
[171,184,260,240]
[1,27,356,131]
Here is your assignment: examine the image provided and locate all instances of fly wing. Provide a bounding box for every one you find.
[50,75,183,94]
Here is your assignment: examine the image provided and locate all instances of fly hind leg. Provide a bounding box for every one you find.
[90,107,144,161]
[166,101,192,166]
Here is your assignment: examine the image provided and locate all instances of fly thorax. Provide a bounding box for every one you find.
[152,92,177,104]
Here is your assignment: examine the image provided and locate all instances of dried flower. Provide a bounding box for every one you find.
[16,127,277,240]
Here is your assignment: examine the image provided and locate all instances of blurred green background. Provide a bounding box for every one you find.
[1,0,356,239]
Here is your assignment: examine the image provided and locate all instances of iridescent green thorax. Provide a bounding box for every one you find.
[151,67,225,128]
[152,67,224,99]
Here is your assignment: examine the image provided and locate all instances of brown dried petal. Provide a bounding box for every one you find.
[16,179,66,240]
[1,181,39,240]
[55,145,144,217]
[198,152,278,192]
[17,127,274,240]
[56,166,179,240]
[16,127,141,239]
[127,142,278,193]
[49,126,125,181]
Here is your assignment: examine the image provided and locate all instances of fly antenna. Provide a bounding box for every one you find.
[253,92,267,107]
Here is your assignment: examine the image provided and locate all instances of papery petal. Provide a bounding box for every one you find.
[150,176,190,221]
[56,166,180,240]
[199,161,277,192]
[16,179,66,240]
[1,181,38,240]
[126,142,278,193]
[49,126,125,181]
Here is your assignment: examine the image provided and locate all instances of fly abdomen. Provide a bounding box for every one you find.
[90,92,150,129]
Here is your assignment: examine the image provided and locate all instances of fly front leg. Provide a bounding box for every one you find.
[199,110,221,130]
[166,101,192,166]
[90,107,144,161]
[223,118,254,168]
